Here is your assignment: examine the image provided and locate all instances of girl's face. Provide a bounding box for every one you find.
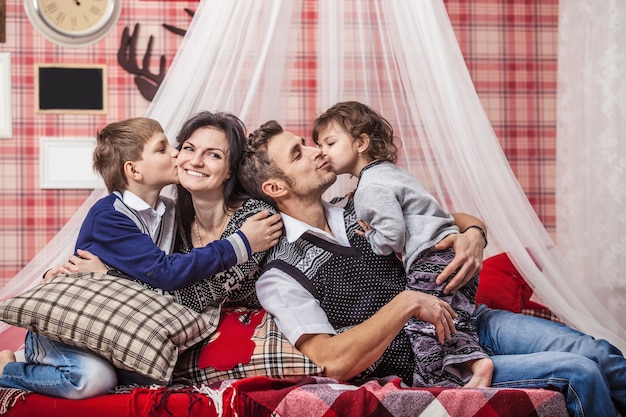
[177,127,231,195]
[316,122,363,177]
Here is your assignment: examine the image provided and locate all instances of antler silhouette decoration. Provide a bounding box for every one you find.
[163,8,195,36]
[117,23,166,101]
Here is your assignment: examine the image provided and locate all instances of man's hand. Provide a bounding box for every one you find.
[404,290,458,344]
[434,229,484,294]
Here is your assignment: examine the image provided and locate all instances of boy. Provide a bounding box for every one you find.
[0,117,280,398]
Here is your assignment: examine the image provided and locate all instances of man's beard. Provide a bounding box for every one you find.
[293,171,337,199]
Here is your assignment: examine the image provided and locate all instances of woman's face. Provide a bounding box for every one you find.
[177,126,231,195]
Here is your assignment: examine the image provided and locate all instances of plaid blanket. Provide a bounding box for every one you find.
[225,376,568,417]
[1,376,568,417]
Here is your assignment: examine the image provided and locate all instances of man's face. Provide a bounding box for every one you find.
[266,130,337,198]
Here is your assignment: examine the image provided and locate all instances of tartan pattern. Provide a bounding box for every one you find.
[173,308,323,385]
[0,376,568,417]
[1,1,558,291]
[0,272,221,383]
[232,376,568,417]
[521,307,563,324]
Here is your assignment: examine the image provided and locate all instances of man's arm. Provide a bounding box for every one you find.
[256,269,457,382]
[434,212,487,293]
[296,290,457,381]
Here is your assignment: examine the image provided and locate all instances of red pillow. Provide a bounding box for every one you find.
[476,252,533,313]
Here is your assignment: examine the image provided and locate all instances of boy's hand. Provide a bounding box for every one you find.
[240,211,283,253]
[64,249,108,274]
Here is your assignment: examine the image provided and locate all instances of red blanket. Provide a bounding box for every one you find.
[3,376,568,417]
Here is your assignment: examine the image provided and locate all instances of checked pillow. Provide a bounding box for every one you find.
[0,272,220,383]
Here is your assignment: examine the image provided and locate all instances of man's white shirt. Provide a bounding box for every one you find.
[256,199,351,345]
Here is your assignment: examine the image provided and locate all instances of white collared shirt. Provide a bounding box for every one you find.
[121,190,167,239]
[256,198,352,345]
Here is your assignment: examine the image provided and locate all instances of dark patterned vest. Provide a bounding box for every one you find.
[263,198,414,384]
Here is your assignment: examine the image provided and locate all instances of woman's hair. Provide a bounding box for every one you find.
[175,111,250,232]
[93,117,164,193]
[312,101,398,163]
[238,120,292,206]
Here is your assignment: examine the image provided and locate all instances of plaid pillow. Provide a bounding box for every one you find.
[0,273,220,383]
[173,308,323,385]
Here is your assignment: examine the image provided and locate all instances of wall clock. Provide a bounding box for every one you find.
[24,0,122,47]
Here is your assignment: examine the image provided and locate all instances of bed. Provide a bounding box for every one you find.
[0,253,568,417]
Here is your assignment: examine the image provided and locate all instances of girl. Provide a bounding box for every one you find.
[312,101,492,388]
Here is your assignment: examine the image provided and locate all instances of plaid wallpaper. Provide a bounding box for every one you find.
[0,0,557,285]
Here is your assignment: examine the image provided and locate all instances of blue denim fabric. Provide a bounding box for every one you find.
[474,305,626,417]
[0,331,117,399]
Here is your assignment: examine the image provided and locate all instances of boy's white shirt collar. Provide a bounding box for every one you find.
[280,198,350,246]
[120,190,167,237]
[121,190,167,217]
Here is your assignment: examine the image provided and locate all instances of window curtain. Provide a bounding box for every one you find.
[556,0,626,347]
[1,0,623,353]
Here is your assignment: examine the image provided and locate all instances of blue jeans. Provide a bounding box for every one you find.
[0,332,117,399]
[475,305,626,417]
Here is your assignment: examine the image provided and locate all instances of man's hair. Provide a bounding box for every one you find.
[238,120,292,206]
[93,117,164,193]
[174,111,250,234]
[312,101,398,163]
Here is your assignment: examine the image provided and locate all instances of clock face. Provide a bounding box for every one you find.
[24,0,122,47]
[36,0,114,36]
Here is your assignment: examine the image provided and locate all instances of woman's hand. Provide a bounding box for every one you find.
[240,211,283,253]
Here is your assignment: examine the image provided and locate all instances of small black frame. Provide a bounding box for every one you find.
[36,64,107,114]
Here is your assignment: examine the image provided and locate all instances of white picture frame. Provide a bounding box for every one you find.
[39,137,104,189]
[0,52,12,139]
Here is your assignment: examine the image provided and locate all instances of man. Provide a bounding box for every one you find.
[238,120,626,417]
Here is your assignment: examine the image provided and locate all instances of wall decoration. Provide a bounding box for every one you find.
[36,64,107,114]
[0,52,11,139]
[119,9,192,101]
[39,137,104,189]
[23,0,122,47]
[118,24,166,101]
[163,8,194,36]
[1,0,6,43]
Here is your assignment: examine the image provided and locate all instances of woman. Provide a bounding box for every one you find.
[131,111,281,311]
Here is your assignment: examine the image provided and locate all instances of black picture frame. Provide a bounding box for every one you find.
[36,64,107,114]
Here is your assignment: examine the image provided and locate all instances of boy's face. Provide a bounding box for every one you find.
[316,121,361,177]
[135,132,179,188]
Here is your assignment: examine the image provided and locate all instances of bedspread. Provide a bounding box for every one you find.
[2,376,568,417]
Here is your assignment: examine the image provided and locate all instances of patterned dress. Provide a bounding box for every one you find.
[130,198,274,312]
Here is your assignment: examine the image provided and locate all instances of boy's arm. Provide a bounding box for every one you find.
[77,208,247,291]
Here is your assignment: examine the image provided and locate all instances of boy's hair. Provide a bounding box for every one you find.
[94,117,164,193]
[238,120,292,206]
[174,111,251,232]
[312,101,398,163]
